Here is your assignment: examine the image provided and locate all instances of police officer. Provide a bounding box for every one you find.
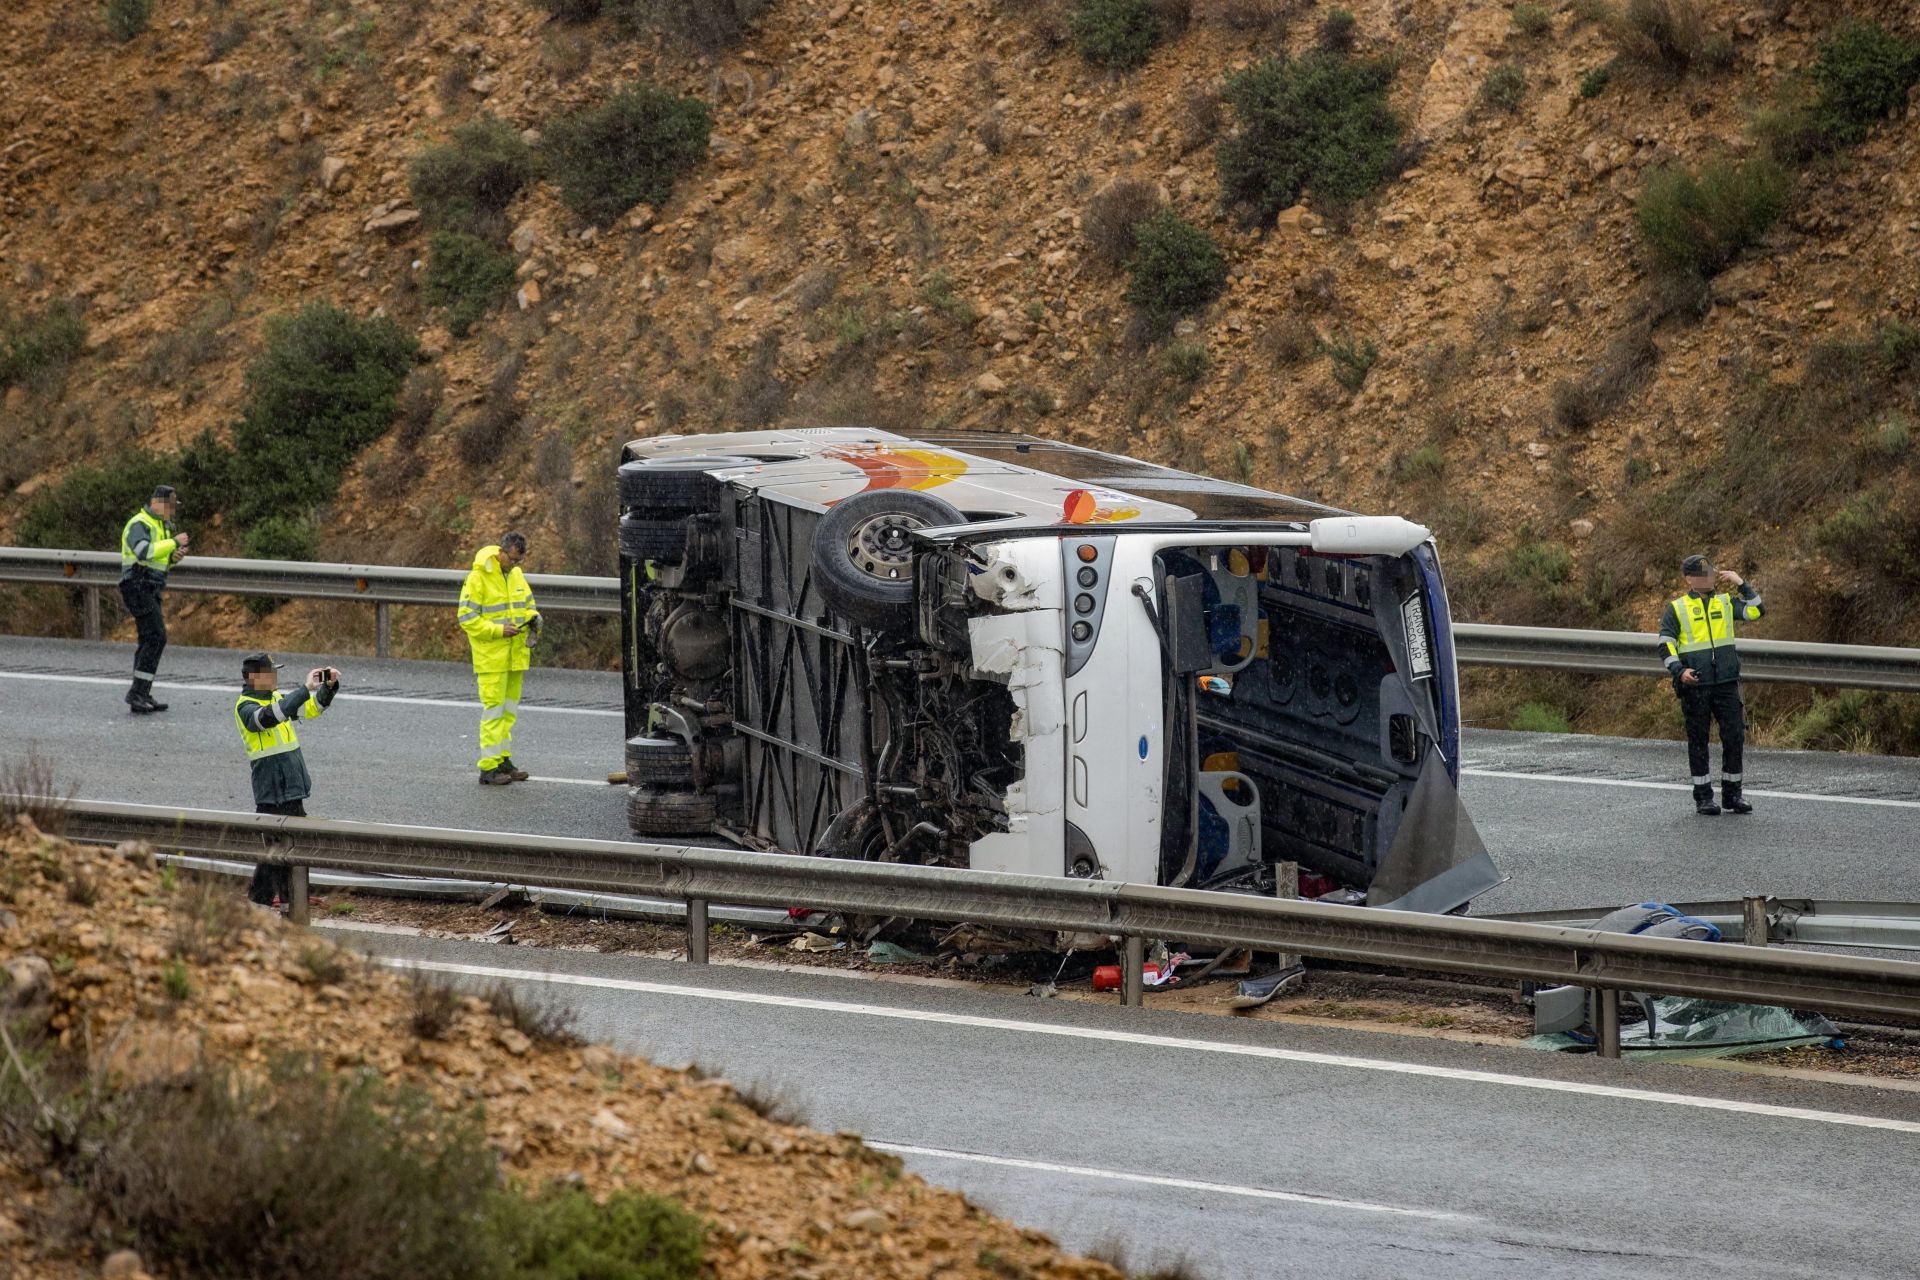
[457,532,540,785]
[1659,554,1765,816]
[119,484,190,713]
[235,653,340,905]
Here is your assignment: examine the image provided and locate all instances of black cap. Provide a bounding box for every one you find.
[240,652,283,675]
[1681,554,1715,576]
[151,484,176,500]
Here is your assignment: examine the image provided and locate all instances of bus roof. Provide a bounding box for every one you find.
[620,428,1351,528]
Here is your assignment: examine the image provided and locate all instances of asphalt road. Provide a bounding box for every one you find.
[5,635,1919,914]
[330,930,1920,1280]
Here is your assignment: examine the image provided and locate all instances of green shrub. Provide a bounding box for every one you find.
[1817,490,1920,590]
[1317,7,1356,53]
[242,513,320,562]
[1,299,87,390]
[607,0,769,49]
[1607,0,1702,72]
[228,304,416,527]
[161,958,193,1000]
[88,1056,504,1280]
[1165,341,1210,383]
[544,83,711,225]
[1777,690,1917,754]
[1508,530,1573,589]
[1394,444,1445,483]
[104,0,152,41]
[1634,155,1787,280]
[538,0,604,20]
[1216,51,1402,224]
[493,1185,705,1280]
[1121,208,1227,322]
[16,450,173,550]
[1480,62,1527,112]
[425,231,517,338]
[1321,329,1379,391]
[1511,3,1552,36]
[408,117,534,239]
[1579,63,1614,97]
[1806,20,1920,152]
[1875,413,1913,458]
[1069,0,1160,69]
[1510,701,1573,733]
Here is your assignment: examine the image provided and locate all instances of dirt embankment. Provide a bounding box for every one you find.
[0,819,1126,1280]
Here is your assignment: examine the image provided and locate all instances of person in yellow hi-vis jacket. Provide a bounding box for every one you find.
[458,532,540,785]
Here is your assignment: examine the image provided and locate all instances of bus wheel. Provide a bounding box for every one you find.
[810,489,963,631]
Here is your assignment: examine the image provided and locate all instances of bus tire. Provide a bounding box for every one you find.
[618,514,688,565]
[625,785,716,836]
[625,735,695,788]
[809,489,964,631]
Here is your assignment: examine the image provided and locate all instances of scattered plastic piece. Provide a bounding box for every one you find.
[866,941,934,965]
[1228,963,1307,1010]
[788,931,845,952]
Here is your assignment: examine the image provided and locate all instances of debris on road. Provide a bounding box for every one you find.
[1229,964,1309,1010]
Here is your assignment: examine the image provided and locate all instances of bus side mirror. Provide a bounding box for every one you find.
[1164,573,1213,676]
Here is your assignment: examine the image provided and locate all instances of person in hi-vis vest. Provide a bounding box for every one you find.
[118,484,190,714]
[1657,554,1765,816]
[458,532,540,785]
[234,652,339,905]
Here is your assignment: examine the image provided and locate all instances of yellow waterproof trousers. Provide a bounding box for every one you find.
[476,669,523,770]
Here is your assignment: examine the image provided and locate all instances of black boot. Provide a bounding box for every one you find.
[1722,782,1753,815]
[126,687,158,715]
[1693,785,1720,816]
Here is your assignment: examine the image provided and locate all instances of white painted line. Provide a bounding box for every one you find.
[867,1141,1475,1222]
[1463,767,1920,811]
[525,775,613,787]
[388,958,1920,1135]
[0,670,619,717]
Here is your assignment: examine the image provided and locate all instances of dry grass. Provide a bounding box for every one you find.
[169,870,250,964]
[485,983,583,1048]
[456,350,527,468]
[0,746,75,836]
[1083,179,1165,270]
[1550,319,1657,430]
[407,973,460,1040]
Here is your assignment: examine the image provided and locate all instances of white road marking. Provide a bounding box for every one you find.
[1464,767,1920,811]
[388,958,1920,1135]
[525,775,613,787]
[0,669,618,717]
[866,1141,1475,1222]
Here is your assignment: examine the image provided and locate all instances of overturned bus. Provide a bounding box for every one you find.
[616,428,1500,914]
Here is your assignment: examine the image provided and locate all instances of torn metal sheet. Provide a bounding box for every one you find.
[1370,751,1504,910]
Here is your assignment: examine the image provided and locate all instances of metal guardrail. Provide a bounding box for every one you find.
[1454,623,1920,692]
[59,801,1920,1056]
[0,548,613,656]
[7,547,1919,687]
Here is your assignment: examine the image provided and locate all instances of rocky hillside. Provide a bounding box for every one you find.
[1,0,1917,743]
[0,815,1129,1279]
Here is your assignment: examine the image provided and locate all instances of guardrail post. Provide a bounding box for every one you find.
[289,864,310,928]
[1742,896,1769,946]
[1276,861,1300,970]
[1596,988,1621,1059]
[83,586,101,641]
[1122,935,1144,1008]
[375,602,391,659]
[686,897,709,965]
